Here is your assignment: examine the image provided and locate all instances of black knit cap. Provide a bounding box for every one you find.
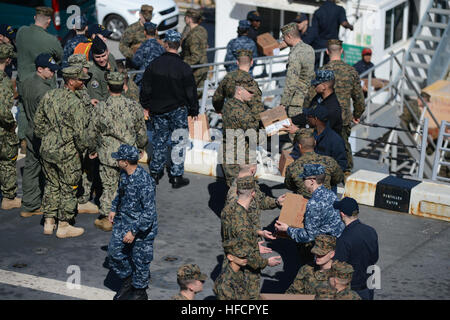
[91,36,107,55]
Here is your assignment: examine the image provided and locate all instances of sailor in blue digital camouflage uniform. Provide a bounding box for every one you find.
[107,144,158,300]
[62,16,88,68]
[132,22,165,87]
[276,164,344,266]
[224,20,258,73]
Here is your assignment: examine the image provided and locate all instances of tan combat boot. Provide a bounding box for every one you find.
[20,207,43,218]
[43,218,56,235]
[56,221,85,238]
[94,217,113,232]
[77,201,99,214]
[1,197,22,210]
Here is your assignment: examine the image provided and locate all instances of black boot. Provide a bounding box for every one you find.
[150,171,163,185]
[171,176,190,189]
[127,286,148,300]
[113,276,132,300]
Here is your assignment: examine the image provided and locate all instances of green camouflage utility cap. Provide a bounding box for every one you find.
[0,43,16,59]
[141,5,154,20]
[35,6,53,17]
[186,8,203,19]
[106,72,124,85]
[177,264,207,281]
[311,234,337,255]
[236,49,253,58]
[331,260,354,280]
[281,22,298,36]
[223,239,249,258]
[68,54,92,69]
[62,65,90,80]
[236,176,256,191]
[234,78,256,94]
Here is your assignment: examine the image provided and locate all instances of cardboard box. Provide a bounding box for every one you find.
[256,33,280,56]
[260,293,315,300]
[421,80,450,131]
[188,114,211,141]
[276,193,308,238]
[278,150,294,177]
[260,105,291,137]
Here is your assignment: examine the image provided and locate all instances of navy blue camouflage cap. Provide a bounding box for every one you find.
[293,13,308,23]
[333,197,359,216]
[312,103,328,122]
[247,10,261,21]
[35,53,60,72]
[0,24,16,41]
[165,29,181,43]
[86,24,112,39]
[72,15,88,30]
[238,19,251,29]
[144,22,157,32]
[299,164,325,179]
[311,69,335,86]
[111,144,140,161]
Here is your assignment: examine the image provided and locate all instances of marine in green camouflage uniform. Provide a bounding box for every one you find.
[86,37,118,102]
[227,171,278,229]
[322,260,361,300]
[286,234,336,294]
[305,39,365,174]
[88,72,147,231]
[214,239,251,300]
[221,178,270,300]
[119,5,153,62]
[0,44,20,208]
[33,66,91,225]
[285,134,343,199]
[221,80,260,186]
[212,49,264,118]
[67,54,99,208]
[181,8,208,98]
[280,23,315,118]
[171,264,207,300]
[20,53,59,216]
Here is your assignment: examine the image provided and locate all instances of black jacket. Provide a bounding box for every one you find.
[139,52,199,116]
[334,219,379,290]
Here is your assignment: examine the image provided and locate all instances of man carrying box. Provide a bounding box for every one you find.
[275,164,344,265]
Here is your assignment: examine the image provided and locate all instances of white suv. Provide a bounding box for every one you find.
[97,0,179,41]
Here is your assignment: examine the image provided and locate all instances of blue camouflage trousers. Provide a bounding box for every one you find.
[108,218,154,289]
[150,107,188,177]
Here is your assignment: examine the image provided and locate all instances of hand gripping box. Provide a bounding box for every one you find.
[256,33,280,56]
[260,105,291,137]
[276,193,307,238]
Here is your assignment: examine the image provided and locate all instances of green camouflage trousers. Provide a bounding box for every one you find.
[341,126,353,172]
[194,67,208,99]
[41,153,82,221]
[0,158,17,199]
[214,260,250,300]
[0,135,18,199]
[99,164,120,218]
